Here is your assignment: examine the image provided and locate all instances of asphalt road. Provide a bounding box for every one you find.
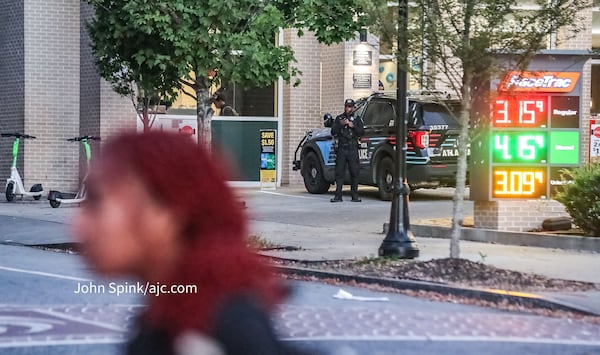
[1,243,599,355]
[0,192,599,354]
[244,186,469,229]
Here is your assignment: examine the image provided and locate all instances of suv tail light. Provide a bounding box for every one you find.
[409,131,429,149]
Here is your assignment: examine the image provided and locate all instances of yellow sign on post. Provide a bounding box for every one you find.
[260,129,277,190]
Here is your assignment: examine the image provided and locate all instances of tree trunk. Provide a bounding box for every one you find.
[195,86,212,149]
[136,101,151,133]
[142,104,150,133]
[449,72,473,258]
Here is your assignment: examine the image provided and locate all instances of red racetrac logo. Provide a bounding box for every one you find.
[499,71,580,93]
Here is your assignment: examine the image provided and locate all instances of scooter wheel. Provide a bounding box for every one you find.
[49,199,61,208]
[33,195,41,201]
[5,182,15,202]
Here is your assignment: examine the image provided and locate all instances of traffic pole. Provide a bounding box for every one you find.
[378,0,420,258]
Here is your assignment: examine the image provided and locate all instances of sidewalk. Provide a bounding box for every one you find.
[0,188,598,315]
[240,187,600,315]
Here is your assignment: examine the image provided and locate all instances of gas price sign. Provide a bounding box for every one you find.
[492,167,546,199]
[492,96,547,128]
[477,70,582,200]
[492,132,547,164]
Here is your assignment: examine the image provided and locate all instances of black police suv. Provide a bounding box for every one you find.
[292,93,464,200]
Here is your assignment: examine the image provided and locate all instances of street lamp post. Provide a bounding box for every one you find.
[378,0,419,258]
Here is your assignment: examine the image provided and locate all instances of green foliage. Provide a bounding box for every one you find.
[356,0,396,54]
[87,0,366,101]
[555,164,600,236]
[247,234,282,250]
[407,0,591,95]
[361,0,591,93]
[87,0,366,141]
[87,1,180,102]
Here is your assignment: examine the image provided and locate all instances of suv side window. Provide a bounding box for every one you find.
[362,100,395,127]
[422,103,459,126]
[408,101,421,128]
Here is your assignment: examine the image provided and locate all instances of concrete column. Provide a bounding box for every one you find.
[282,30,322,186]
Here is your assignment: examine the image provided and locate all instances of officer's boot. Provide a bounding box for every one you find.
[331,183,343,202]
[351,185,361,202]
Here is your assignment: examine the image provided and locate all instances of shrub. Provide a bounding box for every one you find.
[555,164,600,236]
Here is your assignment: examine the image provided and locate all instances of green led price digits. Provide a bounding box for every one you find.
[492,132,547,164]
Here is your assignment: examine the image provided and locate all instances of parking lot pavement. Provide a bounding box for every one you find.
[242,187,600,283]
[236,187,600,317]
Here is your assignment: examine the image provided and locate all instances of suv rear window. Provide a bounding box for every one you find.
[422,103,459,127]
[362,99,394,127]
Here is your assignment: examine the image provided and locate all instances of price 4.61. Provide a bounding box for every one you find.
[492,132,547,164]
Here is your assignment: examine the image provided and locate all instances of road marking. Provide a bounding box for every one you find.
[283,335,600,346]
[0,266,91,282]
[258,190,321,200]
[0,337,124,348]
[35,308,129,332]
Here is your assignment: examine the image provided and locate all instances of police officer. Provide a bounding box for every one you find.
[331,98,365,202]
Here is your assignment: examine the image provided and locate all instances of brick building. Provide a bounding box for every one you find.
[0,1,133,193]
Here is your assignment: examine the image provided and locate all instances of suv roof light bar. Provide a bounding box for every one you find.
[369,91,456,101]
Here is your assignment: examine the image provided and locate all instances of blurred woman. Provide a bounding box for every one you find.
[73,131,300,355]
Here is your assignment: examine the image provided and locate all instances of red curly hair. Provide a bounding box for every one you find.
[95,131,285,337]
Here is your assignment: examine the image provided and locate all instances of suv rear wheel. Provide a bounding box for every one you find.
[377,156,394,201]
[302,152,330,194]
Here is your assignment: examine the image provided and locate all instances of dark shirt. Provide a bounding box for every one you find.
[331,112,365,146]
[127,297,313,355]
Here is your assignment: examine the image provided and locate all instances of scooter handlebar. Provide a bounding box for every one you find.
[1,133,36,139]
[67,135,101,142]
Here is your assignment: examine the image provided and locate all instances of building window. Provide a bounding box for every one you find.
[215,82,276,117]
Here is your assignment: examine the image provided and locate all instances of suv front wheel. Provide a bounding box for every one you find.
[377,156,394,201]
[302,152,330,194]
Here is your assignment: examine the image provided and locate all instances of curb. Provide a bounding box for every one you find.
[274,264,600,317]
[410,224,600,253]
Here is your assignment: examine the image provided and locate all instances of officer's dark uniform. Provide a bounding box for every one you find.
[331,99,365,202]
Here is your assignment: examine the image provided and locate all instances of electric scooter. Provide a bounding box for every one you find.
[48,135,100,208]
[1,133,44,201]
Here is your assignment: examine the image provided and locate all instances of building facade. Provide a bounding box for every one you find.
[0,1,133,193]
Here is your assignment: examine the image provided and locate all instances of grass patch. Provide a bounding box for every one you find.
[248,235,283,249]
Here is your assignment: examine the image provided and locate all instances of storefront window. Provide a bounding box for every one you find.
[167,81,278,117]
[214,82,276,117]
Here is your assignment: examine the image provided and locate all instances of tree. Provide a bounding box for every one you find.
[363,0,590,258]
[87,2,180,132]
[409,0,591,257]
[87,0,366,146]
